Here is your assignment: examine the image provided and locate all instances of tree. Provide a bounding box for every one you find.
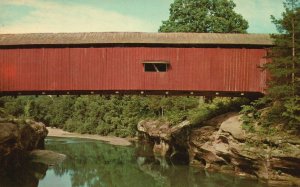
[159,0,248,33]
[264,0,300,128]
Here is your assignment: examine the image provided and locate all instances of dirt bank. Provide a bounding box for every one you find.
[47,127,131,146]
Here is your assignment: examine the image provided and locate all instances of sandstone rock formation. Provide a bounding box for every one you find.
[138,113,300,186]
[0,120,48,171]
[138,120,190,163]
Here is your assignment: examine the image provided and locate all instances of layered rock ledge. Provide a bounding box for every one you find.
[0,119,48,171]
[138,113,300,186]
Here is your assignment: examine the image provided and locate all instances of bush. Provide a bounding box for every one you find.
[63,119,81,132]
[189,97,250,125]
[2,97,27,117]
[95,123,113,136]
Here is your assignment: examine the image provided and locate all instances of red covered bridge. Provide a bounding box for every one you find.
[0,32,272,97]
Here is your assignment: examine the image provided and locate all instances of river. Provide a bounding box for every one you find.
[1,137,269,187]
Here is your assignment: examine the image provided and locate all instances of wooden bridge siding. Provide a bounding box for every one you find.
[0,47,267,93]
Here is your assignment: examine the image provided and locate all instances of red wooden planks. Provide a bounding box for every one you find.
[0,47,268,94]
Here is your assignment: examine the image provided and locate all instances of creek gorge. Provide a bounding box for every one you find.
[0,112,299,186]
[137,112,300,186]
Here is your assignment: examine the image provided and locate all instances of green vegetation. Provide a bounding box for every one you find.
[0,96,248,137]
[159,0,248,33]
[240,0,300,133]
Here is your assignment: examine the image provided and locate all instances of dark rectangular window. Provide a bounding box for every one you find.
[143,61,169,72]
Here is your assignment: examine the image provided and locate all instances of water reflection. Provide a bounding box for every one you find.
[0,161,48,187]
[135,145,264,187]
[0,137,268,187]
[41,138,157,187]
[42,138,267,187]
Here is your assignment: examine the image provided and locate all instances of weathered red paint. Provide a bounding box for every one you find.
[0,47,267,96]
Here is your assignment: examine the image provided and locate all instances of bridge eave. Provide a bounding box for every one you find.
[0,90,264,99]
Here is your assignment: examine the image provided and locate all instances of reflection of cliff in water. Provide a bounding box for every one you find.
[0,138,268,187]
[45,138,159,187]
[0,161,48,187]
[46,138,196,187]
[135,142,267,187]
[136,155,265,187]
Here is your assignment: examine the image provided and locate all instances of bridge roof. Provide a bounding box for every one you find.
[0,32,273,47]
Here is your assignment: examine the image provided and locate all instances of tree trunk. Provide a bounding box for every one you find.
[292,17,295,97]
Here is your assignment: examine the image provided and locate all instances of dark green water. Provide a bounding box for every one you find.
[1,137,269,187]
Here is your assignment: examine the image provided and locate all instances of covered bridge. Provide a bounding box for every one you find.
[0,32,273,97]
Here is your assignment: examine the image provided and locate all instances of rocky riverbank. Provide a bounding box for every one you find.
[138,112,300,186]
[0,119,49,172]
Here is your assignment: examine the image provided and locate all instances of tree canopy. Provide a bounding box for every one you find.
[265,0,300,128]
[242,0,300,131]
[159,0,248,33]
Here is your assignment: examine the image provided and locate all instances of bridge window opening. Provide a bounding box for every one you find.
[143,61,169,72]
[144,63,167,72]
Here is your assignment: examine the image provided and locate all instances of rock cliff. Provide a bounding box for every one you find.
[138,113,300,186]
[0,119,48,171]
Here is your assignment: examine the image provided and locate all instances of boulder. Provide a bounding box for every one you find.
[137,120,190,159]
[20,121,48,151]
[219,115,246,141]
[0,121,48,171]
[0,123,19,144]
[0,123,22,166]
[138,120,190,142]
[30,150,66,166]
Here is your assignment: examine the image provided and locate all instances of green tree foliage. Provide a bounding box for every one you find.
[159,0,248,33]
[0,95,248,137]
[268,0,300,99]
[188,97,249,125]
[241,0,300,132]
[266,0,300,128]
[0,97,27,117]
